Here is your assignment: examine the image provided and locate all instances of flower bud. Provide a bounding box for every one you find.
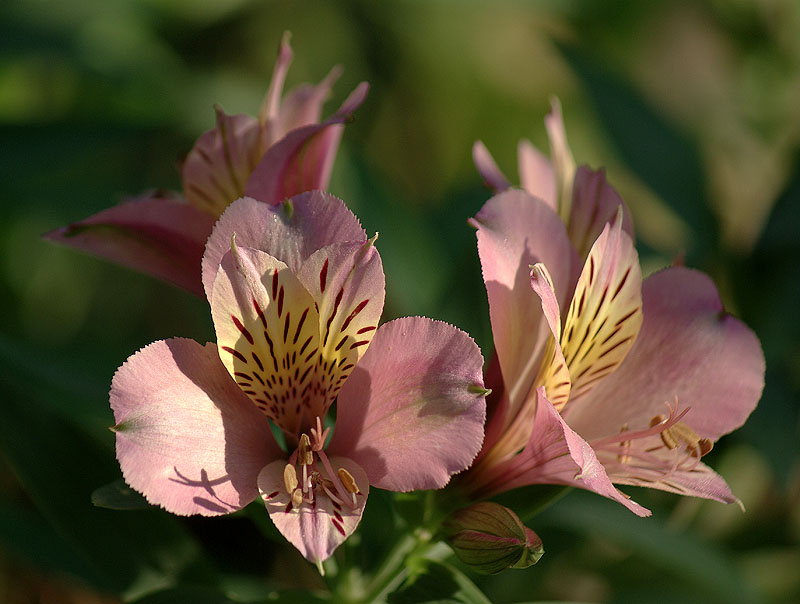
[443,502,544,574]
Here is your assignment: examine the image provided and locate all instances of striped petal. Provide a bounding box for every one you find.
[560,217,642,407]
[211,241,324,437]
[202,193,365,300]
[181,109,263,217]
[544,97,576,224]
[297,239,385,379]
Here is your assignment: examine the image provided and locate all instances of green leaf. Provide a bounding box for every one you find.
[559,44,717,261]
[91,478,152,510]
[536,492,761,604]
[387,559,492,604]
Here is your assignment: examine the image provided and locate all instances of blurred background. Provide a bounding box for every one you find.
[1,0,799,602]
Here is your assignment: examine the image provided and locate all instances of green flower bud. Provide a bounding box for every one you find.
[443,502,544,574]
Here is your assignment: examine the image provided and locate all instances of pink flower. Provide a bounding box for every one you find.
[46,33,368,297]
[463,111,764,515]
[110,191,487,566]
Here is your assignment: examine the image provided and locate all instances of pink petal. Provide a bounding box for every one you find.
[470,190,579,418]
[517,139,556,210]
[567,267,765,442]
[479,389,650,517]
[110,338,279,516]
[272,66,343,142]
[568,166,634,260]
[202,192,365,300]
[44,194,215,297]
[473,141,511,192]
[258,31,294,131]
[329,317,487,492]
[210,243,325,436]
[181,109,263,217]
[602,451,738,505]
[244,82,369,205]
[544,97,576,223]
[259,456,369,564]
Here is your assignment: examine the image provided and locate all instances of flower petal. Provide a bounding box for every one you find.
[202,192,365,300]
[272,65,342,142]
[470,190,578,417]
[561,218,643,406]
[329,317,487,492]
[244,82,369,205]
[529,264,571,411]
[472,140,511,192]
[568,166,635,260]
[568,267,765,441]
[211,242,324,437]
[44,194,215,297]
[110,338,278,516]
[517,139,556,210]
[479,389,650,516]
[258,31,294,134]
[181,109,263,217]
[297,239,385,380]
[259,456,369,564]
[545,97,576,224]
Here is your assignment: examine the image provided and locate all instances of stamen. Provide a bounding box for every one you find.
[283,463,298,494]
[315,447,354,506]
[298,433,313,465]
[291,487,304,508]
[337,467,360,506]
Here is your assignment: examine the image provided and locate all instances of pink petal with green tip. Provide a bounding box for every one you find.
[202,192,365,300]
[259,456,369,565]
[110,338,279,516]
[44,194,215,297]
[329,317,487,492]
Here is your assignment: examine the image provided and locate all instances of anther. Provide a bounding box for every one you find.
[337,468,360,505]
[283,464,298,494]
[298,433,313,465]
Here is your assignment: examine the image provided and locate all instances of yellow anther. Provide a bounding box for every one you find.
[337,468,360,494]
[283,463,298,494]
[658,421,703,452]
[291,487,304,508]
[690,438,714,458]
[298,433,314,465]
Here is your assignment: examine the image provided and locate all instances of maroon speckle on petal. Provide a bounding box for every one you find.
[319,258,329,293]
[331,517,346,536]
[231,315,255,345]
[341,299,369,332]
[222,346,248,364]
[356,325,376,334]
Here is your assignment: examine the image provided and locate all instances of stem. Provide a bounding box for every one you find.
[358,532,421,603]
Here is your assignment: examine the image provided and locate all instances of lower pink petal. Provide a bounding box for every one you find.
[111,338,279,516]
[329,317,487,492]
[477,389,650,517]
[45,194,215,296]
[259,456,369,564]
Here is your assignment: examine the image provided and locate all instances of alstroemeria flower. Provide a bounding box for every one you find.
[46,33,368,297]
[473,97,634,262]
[110,191,487,566]
[462,176,764,516]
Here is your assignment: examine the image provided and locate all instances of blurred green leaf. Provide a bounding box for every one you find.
[91,478,151,510]
[536,493,762,604]
[559,44,717,262]
[130,586,240,604]
[0,366,207,598]
[387,559,492,604]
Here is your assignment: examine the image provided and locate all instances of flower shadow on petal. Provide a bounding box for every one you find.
[160,339,279,514]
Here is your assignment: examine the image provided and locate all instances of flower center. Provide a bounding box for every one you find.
[281,417,361,513]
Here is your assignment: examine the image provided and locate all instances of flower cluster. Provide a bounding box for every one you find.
[51,40,765,575]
